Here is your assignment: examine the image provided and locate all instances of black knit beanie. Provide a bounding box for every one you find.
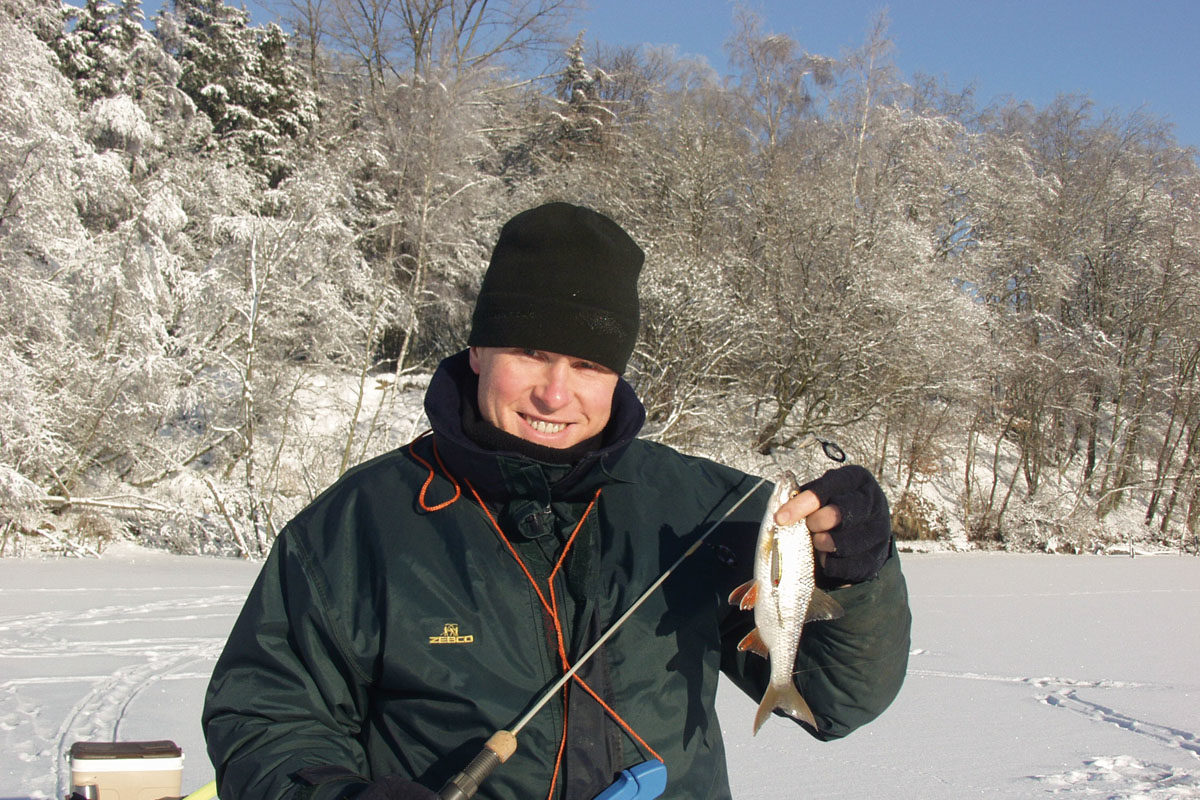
[468,203,644,374]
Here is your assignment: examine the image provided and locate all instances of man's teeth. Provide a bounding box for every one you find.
[527,418,566,435]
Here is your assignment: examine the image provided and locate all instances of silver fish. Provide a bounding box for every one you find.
[728,471,845,734]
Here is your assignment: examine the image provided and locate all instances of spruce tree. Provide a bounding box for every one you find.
[50,0,160,102]
[54,0,118,100]
[157,0,315,184]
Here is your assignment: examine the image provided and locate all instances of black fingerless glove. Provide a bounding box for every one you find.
[800,464,892,585]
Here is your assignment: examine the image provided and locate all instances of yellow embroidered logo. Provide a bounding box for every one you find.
[429,622,474,645]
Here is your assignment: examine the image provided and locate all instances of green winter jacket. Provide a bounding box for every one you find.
[203,352,911,800]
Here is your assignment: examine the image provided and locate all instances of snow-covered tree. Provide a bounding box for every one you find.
[157,0,317,183]
[4,0,1199,554]
[53,0,118,97]
[48,0,157,102]
[547,33,614,152]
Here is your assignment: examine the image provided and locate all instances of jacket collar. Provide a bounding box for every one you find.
[423,350,646,504]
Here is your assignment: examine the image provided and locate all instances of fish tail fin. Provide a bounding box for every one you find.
[753,682,815,735]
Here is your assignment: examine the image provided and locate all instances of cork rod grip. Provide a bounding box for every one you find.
[437,731,517,800]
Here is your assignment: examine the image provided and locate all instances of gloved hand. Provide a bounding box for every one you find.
[355,775,439,800]
[798,464,892,585]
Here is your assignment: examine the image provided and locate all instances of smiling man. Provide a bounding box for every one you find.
[469,347,618,448]
[204,203,911,800]
[459,202,642,462]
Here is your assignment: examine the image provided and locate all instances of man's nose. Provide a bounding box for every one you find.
[532,360,570,409]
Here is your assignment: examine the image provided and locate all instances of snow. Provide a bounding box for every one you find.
[2,546,1197,799]
[722,552,1200,799]
[84,96,154,155]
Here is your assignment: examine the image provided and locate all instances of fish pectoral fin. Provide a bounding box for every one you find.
[727,580,758,610]
[753,681,816,735]
[736,628,770,659]
[805,588,846,623]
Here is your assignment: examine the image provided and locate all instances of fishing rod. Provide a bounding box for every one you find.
[437,431,847,800]
[437,475,769,800]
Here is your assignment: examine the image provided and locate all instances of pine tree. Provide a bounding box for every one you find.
[54,0,116,99]
[113,0,144,49]
[50,0,155,102]
[252,22,318,177]
[551,33,613,152]
[157,0,256,133]
[157,0,316,184]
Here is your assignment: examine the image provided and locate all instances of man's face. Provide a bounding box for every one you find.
[469,346,618,449]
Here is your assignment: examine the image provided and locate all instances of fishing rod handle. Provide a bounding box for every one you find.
[438,731,517,800]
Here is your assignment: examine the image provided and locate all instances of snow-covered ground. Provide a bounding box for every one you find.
[1,546,1197,799]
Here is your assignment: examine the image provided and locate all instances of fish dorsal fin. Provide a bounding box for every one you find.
[727,580,758,611]
[736,628,770,659]
[805,588,846,623]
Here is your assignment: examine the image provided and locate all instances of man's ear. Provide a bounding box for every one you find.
[468,346,481,375]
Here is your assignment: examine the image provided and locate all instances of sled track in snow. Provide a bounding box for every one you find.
[907,667,1155,691]
[0,588,240,799]
[909,665,1200,763]
[0,592,248,637]
[1042,689,1200,760]
[50,639,224,800]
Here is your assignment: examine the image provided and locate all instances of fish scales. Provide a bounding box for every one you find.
[727,471,845,734]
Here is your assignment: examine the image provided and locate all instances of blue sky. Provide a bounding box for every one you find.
[575,0,1200,150]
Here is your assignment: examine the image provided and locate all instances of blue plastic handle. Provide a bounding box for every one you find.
[592,760,667,800]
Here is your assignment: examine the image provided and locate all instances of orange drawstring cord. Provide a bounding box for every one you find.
[408,431,461,512]
[408,432,664,798]
[470,483,599,800]
[468,483,665,784]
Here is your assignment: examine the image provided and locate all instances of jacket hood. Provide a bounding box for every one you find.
[423,350,646,503]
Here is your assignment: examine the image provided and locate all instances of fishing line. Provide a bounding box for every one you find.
[517,476,767,732]
[788,645,916,679]
[438,475,769,800]
[440,433,847,798]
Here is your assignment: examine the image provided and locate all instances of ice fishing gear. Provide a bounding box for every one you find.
[436,476,769,800]
[63,740,218,800]
[592,760,668,800]
[789,432,846,463]
[66,740,184,800]
[66,778,217,800]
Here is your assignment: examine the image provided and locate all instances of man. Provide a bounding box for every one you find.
[204,203,910,800]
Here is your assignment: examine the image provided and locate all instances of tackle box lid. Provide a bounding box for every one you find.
[70,741,183,760]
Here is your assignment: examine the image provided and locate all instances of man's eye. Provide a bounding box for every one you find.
[576,360,614,375]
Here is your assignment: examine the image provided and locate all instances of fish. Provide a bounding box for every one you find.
[727,471,845,734]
